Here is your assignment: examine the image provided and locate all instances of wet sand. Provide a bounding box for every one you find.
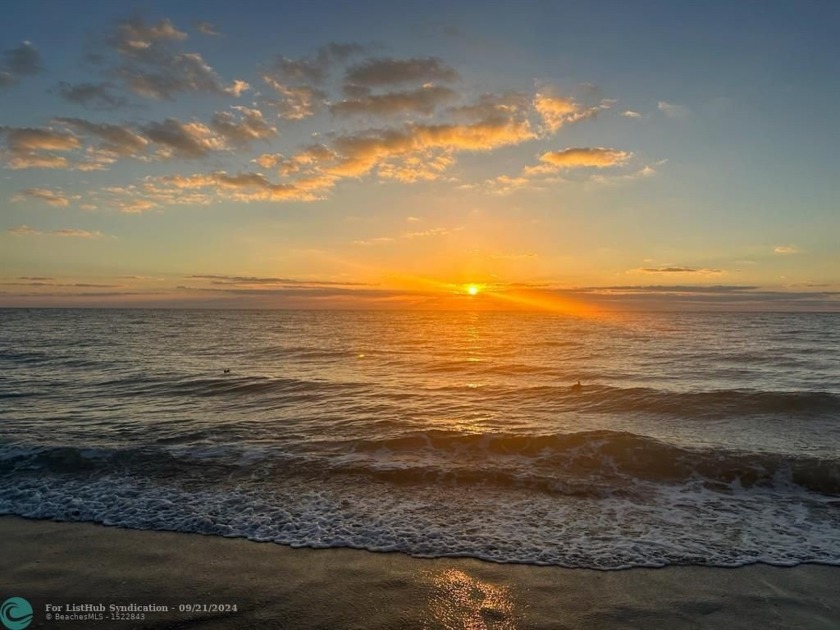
[3,516,839,629]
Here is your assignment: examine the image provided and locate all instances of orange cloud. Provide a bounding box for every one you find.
[262,76,325,120]
[535,147,631,169]
[12,187,71,207]
[534,92,609,133]
[209,106,277,145]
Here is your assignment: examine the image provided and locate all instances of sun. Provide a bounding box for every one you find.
[466,284,480,296]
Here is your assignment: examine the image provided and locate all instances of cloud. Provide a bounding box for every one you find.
[531,147,631,171]
[260,43,365,120]
[449,91,531,121]
[376,152,454,183]
[402,227,452,239]
[242,101,536,196]
[353,226,455,246]
[1,280,118,287]
[52,229,107,239]
[631,266,725,276]
[484,174,533,195]
[588,164,659,185]
[1,126,80,152]
[774,245,798,254]
[56,82,129,110]
[534,91,609,133]
[6,225,109,238]
[55,118,149,156]
[268,43,365,84]
[140,118,225,158]
[5,153,70,170]
[118,199,158,214]
[105,16,248,100]
[209,106,277,145]
[109,17,187,54]
[0,126,80,170]
[621,110,642,118]
[489,252,538,260]
[8,225,41,235]
[12,187,71,207]
[344,57,458,86]
[5,110,275,171]
[0,124,124,171]
[144,169,334,204]
[0,41,43,88]
[249,146,337,179]
[330,85,457,117]
[188,274,372,287]
[195,21,221,37]
[262,76,326,120]
[658,100,690,119]
[114,53,248,100]
[328,117,535,178]
[352,237,396,246]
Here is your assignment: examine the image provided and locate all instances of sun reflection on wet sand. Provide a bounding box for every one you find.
[425,568,519,629]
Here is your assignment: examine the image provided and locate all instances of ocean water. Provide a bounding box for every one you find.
[1,308,838,569]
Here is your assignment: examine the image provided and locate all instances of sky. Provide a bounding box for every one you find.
[1,0,838,310]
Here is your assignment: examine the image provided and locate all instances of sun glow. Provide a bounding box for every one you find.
[466,284,480,296]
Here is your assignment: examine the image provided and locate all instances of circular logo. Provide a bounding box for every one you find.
[0,598,32,630]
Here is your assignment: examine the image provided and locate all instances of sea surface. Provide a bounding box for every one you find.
[1,309,838,569]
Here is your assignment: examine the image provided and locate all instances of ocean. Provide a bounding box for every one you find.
[1,309,838,569]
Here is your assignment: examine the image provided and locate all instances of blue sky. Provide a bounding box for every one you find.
[1,0,838,310]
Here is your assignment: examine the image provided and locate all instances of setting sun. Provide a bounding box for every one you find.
[466,285,480,296]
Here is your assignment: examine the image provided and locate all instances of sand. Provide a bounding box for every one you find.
[2,516,839,629]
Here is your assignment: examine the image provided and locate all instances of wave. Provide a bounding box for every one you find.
[579,387,840,417]
[3,429,838,497]
[401,384,840,420]
[89,374,368,399]
[1,441,838,570]
[326,429,840,496]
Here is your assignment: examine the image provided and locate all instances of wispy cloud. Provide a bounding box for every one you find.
[188,274,373,287]
[657,100,690,119]
[139,118,225,158]
[534,90,611,133]
[330,85,457,118]
[54,118,149,156]
[12,187,72,207]
[344,57,458,86]
[353,226,457,246]
[0,125,89,170]
[53,229,109,239]
[8,224,41,235]
[774,245,798,254]
[209,106,276,145]
[630,266,725,276]
[7,225,110,238]
[195,21,221,37]
[104,16,248,100]
[260,43,365,120]
[56,82,129,110]
[0,41,43,89]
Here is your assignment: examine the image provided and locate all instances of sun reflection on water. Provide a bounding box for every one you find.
[425,568,519,629]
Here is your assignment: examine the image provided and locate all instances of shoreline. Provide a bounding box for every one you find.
[3,516,839,629]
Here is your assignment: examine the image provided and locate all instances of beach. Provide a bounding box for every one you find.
[4,516,839,629]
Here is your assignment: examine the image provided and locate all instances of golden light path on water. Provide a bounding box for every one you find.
[425,568,518,629]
